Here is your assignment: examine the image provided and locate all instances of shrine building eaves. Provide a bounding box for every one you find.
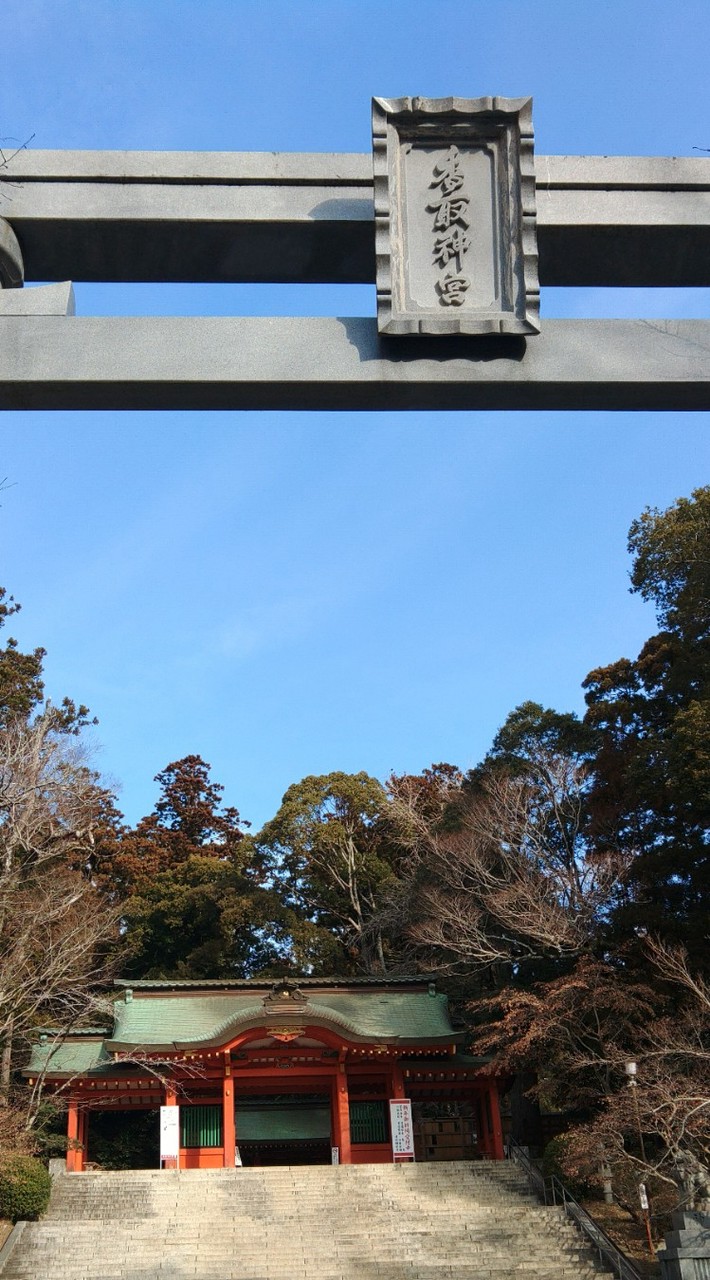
[26,981,461,1078]
[112,975,437,990]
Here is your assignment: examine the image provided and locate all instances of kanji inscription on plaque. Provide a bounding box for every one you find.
[372,96,539,336]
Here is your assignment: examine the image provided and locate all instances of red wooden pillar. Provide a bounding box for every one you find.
[390,1060,415,1163]
[222,1058,236,1168]
[76,1108,88,1171]
[163,1085,178,1169]
[332,1062,351,1164]
[66,1101,79,1172]
[488,1082,505,1160]
[476,1090,490,1157]
[391,1061,406,1099]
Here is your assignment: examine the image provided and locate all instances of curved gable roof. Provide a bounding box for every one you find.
[105,987,456,1052]
[28,980,463,1077]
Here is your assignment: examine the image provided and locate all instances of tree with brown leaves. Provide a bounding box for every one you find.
[0,707,120,1137]
[98,754,249,900]
[0,589,119,1147]
[388,749,629,976]
[551,941,710,1219]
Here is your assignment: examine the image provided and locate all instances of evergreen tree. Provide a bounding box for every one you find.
[584,486,710,966]
[256,772,398,975]
[102,755,248,899]
[107,756,288,979]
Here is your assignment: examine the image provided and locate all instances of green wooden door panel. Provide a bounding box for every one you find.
[181,1104,222,1148]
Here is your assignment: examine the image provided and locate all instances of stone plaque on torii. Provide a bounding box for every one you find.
[372,96,539,336]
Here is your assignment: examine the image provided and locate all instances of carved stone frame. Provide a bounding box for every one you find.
[372,96,539,336]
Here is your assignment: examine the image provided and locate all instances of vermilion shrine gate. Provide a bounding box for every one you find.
[27,979,504,1170]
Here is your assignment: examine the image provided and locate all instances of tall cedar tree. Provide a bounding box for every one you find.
[107,756,289,979]
[104,755,248,898]
[583,486,710,968]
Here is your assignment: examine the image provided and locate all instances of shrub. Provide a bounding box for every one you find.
[541,1134,592,1200]
[0,1154,52,1222]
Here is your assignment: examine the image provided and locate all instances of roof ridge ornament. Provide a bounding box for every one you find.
[262,980,308,1012]
[263,980,309,1044]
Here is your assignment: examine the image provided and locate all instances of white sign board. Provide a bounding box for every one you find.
[639,1184,649,1211]
[389,1099,415,1160]
[160,1105,180,1162]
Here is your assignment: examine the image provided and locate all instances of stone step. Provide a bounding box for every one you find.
[3,1270,615,1280]
[9,1239,599,1252]
[0,1162,620,1280]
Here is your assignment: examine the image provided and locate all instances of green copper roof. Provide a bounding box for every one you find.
[114,976,435,990]
[29,981,461,1078]
[107,989,455,1050]
[26,1038,111,1077]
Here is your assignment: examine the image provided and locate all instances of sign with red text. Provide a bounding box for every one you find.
[389,1099,415,1160]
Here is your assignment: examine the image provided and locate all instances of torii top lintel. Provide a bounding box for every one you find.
[1,100,710,411]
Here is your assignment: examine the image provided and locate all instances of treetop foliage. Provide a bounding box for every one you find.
[476,700,596,775]
[582,485,709,964]
[0,587,94,735]
[628,485,710,639]
[98,754,250,901]
[255,771,398,974]
[0,588,45,727]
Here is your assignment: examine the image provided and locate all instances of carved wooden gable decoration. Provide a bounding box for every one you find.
[263,981,309,1042]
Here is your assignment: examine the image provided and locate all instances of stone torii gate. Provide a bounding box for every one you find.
[1,95,709,411]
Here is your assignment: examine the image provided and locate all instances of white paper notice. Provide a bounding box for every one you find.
[160,1105,180,1162]
[389,1099,415,1159]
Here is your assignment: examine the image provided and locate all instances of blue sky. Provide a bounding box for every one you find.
[1,0,709,829]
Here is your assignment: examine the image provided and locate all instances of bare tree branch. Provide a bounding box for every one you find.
[0,711,119,1123]
[386,754,630,971]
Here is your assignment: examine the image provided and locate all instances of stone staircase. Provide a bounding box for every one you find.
[1,1160,615,1280]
